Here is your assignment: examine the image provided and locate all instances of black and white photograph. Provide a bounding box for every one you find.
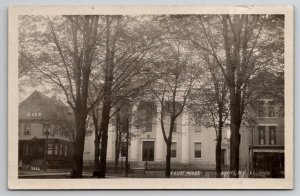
[8,6,293,189]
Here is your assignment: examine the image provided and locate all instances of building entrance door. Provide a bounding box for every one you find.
[142,141,154,161]
[221,149,226,166]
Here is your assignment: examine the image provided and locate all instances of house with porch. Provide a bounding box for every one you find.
[18,91,74,171]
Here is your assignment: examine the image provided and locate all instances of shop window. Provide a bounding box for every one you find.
[23,143,30,155]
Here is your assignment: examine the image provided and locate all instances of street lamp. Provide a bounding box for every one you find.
[42,122,51,171]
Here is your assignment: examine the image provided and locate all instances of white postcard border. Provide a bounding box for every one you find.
[8,5,294,189]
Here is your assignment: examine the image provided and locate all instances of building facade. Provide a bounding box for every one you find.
[83,101,230,170]
[19,91,231,171]
[239,100,284,177]
[18,91,74,170]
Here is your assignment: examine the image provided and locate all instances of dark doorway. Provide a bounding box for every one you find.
[142,141,154,161]
[221,149,226,166]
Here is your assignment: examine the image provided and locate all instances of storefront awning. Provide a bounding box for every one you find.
[253,149,284,153]
[250,145,284,153]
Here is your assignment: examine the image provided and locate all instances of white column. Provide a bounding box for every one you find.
[129,104,138,161]
[181,108,190,163]
[129,138,138,161]
[155,102,164,162]
[107,127,115,161]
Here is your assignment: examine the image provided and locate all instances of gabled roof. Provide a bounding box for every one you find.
[19,90,73,122]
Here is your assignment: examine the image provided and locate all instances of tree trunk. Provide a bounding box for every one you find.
[162,113,176,178]
[216,101,224,178]
[125,118,129,177]
[98,16,116,178]
[92,111,100,171]
[94,139,100,170]
[95,127,102,171]
[165,140,171,178]
[229,91,241,178]
[216,124,222,178]
[114,127,120,174]
[98,101,112,178]
[230,125,240,178]
[229,124,241,178]
[114,113,120,173]
[228,83,242,178]
[222,15,246,178]
[73,115,87,178]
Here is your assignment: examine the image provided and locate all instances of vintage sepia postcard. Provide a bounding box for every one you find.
[8,5,294,189]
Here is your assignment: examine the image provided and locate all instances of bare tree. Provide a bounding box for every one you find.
[90,105,102,171]
[188,15,283,177]
[150,39,201,177]
[97,16,161,178]
[189,56,229,177]
[19,15,103,177]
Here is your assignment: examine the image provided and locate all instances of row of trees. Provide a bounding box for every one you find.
[19,14,284,178]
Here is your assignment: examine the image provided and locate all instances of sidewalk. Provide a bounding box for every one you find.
[18,169,93,178]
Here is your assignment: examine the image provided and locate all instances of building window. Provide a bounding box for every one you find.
[195,143,202,158]
[47,143,53,155]
[142,141,154,161]
[138,102,155,133]
[258,126,266,145]
[24,123,31,135]
[23,143,30,155]
[120,142,127,157]
[42,124,51,135]
[38,112,42,117]
[65,145,68,157]
[268,101,276,117]
[171,142,176,158]
[172,120,177,132]
[27,112,30,117]
[269,126,276,145]
[257,101,265,117]
[60,144,63,156]
[54,144,58,156]
[221,149,226,166]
